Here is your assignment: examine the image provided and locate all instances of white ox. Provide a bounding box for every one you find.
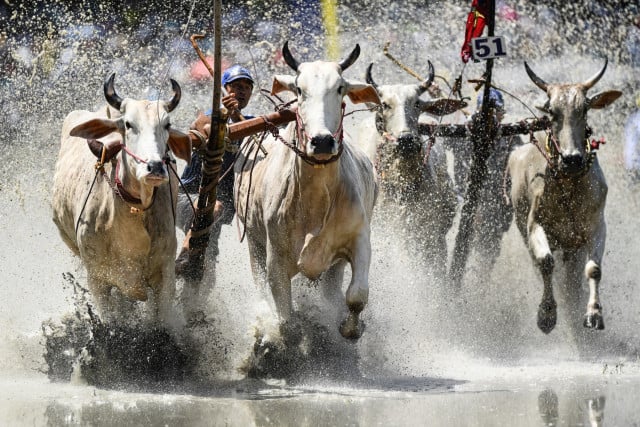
[234,42,380,339]
[363,62,466,277]
[507,59,621,333]
[52,73,192,325]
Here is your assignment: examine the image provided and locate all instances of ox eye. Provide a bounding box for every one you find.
[338,85,345,95]
[296,87,302,96]
[165,123,171,130]
[125,121,133,130]
[382,102,391,110]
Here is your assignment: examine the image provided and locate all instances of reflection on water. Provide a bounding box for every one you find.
[586,395,605,427]
[538,389,559,425]
[538,388,607,427]
[0,374,634,426]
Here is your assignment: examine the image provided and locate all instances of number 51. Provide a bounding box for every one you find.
[471,36,507,61]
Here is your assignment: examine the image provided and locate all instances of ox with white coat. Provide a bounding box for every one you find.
[507,59,621,333]
[52,73,192,325]
[234,42,380,339]
[363,62,466,277]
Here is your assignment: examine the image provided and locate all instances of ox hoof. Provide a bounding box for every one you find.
[339,316,364,340]
[584,313,605,330]
[537,301,557,334]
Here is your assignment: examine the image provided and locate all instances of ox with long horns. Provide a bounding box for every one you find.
[52,73,191,326]
[363,62,465,278]
[234,42,380,339]
[507,59,621,334]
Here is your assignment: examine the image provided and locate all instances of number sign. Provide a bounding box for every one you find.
[471,36,507,61]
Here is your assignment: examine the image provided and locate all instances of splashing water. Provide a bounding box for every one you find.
[1,0,640,415]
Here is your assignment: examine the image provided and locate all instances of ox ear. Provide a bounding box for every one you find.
[87,137,123,161]
[70,118,122,140]
[420,99,468,116]
[168,129,192,165]
[346,82,381,105]
[271,75,296,95]
[588,90,622,110]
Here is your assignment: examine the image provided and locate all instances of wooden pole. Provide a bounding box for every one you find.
[176,0,227,283]
[449,0,496,288]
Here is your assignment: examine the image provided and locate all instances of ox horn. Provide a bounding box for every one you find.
[365,63,378,89]
[582,58,608,90]
[524,61,548,92]
[282,41,300,72]
[104,72,123,110]
[418,60,435,93]
[165,78,181,113]
[338,44,360,71]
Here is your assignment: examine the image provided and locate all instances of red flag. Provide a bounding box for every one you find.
[461,0,489,63]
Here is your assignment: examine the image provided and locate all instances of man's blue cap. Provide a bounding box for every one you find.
[477,88,505,111]
[222,65,254,86]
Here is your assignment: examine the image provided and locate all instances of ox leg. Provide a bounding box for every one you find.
[87,277,116,324]
[155,276,178,329]
[321,261,347,326]
[266,250,292,323]
[584,224,605,330]
[322,260,346,305]
[340,233,371,339]
[247,236,278,315]
[529,223,557,334]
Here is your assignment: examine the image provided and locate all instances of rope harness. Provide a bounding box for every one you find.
[74,140,178,236]
[503,125,604,206]
[528,125,599,179]
[233,101,352,242]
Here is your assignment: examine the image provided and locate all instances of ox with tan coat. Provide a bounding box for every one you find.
[234,42,380,339]
[52,73,192,325]
[507,59,621,334]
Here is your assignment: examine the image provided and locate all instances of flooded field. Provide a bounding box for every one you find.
[1,0,640,425]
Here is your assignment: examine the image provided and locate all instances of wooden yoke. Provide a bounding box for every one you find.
[187,109,298,151]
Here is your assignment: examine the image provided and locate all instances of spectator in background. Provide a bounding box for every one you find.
[624,93,640,182]
[626,15,640,67]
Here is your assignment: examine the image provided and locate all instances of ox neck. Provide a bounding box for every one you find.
[113,156,156,209]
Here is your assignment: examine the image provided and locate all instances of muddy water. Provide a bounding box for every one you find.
[2,1,640,425]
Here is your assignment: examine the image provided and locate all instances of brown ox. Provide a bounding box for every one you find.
[507,59,621,333]
[52,73,192,325]
[234,42,380,339]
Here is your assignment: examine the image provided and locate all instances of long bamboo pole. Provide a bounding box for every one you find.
[176,0,227,283]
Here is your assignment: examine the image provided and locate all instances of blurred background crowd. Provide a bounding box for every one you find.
[1,0,639,174]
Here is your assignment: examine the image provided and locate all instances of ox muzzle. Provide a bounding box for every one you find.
[395,133,422,157]
[309,134,337,156]
[139,158,170,186]
[559,152,586,175]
